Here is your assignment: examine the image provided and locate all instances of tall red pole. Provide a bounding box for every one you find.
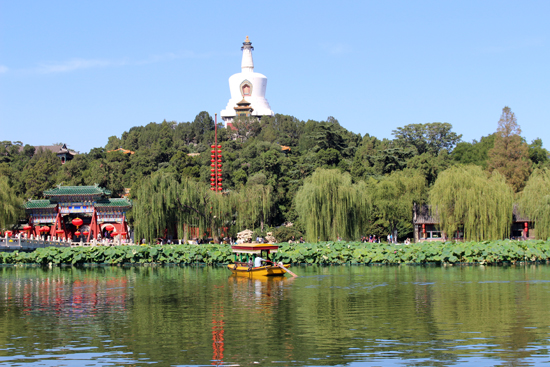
[210,114,222,192]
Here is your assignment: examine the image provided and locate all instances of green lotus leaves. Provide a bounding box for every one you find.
[2,240,550,265]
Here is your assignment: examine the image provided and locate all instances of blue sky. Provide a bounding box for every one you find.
[1,0,548,153]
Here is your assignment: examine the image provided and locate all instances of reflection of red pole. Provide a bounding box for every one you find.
[211,306,224,366]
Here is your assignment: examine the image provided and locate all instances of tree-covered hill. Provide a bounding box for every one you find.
[1,107,549,242]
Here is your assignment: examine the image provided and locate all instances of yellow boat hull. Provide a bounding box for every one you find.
[227,264,290,277]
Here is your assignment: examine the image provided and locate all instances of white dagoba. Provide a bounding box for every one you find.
[220,36,274,126]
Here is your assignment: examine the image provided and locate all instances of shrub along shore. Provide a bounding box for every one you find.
[2,240,550,266]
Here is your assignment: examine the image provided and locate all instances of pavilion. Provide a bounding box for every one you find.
[24,185,132,242]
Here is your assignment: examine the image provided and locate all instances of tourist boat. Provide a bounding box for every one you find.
[227,243,295,277]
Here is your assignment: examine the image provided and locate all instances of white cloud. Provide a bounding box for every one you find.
[34,58,126,74]
[27,51,206,74]
[0,65,8,74]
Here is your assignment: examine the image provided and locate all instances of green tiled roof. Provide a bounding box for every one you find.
[95,198,132,208]
[44,185,111,197]
[25,200,56,209]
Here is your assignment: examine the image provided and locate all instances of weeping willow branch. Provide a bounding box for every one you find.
[133,172,272,243]
[295,168,371,242]
[519,168,550,240]
[429,165,513,241]
[0,175,22,230]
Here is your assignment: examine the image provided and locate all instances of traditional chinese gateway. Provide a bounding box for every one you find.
[24,185,132,242]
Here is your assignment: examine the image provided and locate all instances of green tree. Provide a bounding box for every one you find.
[518,168,550,240]
[528,138,549,169]
[0,176,22,229]
[429,165,513,241]
[22,149,61,199]
[488,106,531,192]
[369,169,427,241]
[452,134,495,169]
[392,122,462,155]
[406,151,451,186]
[295,168,370,242]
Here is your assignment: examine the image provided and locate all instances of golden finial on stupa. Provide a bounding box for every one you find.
[245,36,250,43]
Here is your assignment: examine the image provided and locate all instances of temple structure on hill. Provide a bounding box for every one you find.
[28,144,77,164]
[24,185,132,242]
[220,36,274,128]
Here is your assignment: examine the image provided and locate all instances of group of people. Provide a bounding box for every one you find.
[288,236,305,244]
[360,234,412,245]
[361,235,380,243]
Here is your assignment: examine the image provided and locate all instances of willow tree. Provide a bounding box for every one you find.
[178,178,235,242]
[429,165,513,241]
[133,172,180,243]
[133,172,235,243]
[370,169,427,240]
[295,168,370,242]
[0,176,22,230]
[519,168,550,239]
[234,183,273,231]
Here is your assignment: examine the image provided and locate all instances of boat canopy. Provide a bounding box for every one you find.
[231,244,279,254]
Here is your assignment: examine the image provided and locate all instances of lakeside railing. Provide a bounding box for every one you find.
[0,235,137,251]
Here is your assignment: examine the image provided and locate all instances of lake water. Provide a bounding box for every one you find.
[1,264,550,366]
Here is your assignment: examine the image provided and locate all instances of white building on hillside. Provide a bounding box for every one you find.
[220,36,274,127]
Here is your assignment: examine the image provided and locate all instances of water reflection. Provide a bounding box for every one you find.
[0,265,549,366]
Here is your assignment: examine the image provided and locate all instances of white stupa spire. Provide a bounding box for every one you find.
[220,36,274,126]
[241,36,254,72]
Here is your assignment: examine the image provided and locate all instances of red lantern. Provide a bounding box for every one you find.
[210,159,215,162]
[83,231,89,236]
[210,188,215,191]
[211,183,215,186]
[120,232,127,237]
[42,226,50,233]
[217,169,222,172]
[211,145,215,148]
[217,145,221,148]
[217,155,222,158]
[217,159,222,163]
[217,149,222,153]
[23,225,32,231]
[56,229,64,235]
[217,164,222,167]
[105,224,114,232]
[211,164,215,167]
[217,187,222,191]
[5,231,13,237]
[210,173,215,176]
[422,224,426,234]
[72,218,83,228]
[75,231,81,237]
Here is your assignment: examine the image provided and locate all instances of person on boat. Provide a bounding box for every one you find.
[254,256,266,268]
